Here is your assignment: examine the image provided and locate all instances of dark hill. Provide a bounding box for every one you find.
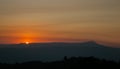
[0,41,120,63]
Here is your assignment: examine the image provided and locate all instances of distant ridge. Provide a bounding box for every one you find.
[0,41,120,63]
[0,41,118,48]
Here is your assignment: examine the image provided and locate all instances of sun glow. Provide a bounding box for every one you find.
[25,42,29,44]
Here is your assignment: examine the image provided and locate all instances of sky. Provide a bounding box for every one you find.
[0,0,120,47]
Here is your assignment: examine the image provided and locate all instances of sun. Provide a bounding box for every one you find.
[25,42,29,44]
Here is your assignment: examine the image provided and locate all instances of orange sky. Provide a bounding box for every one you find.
[0,0,120,47]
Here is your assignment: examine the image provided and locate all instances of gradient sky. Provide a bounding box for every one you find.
[0,0,120,47]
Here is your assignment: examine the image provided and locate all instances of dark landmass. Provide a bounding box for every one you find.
[0,56,120,69]
[0,41,120,63]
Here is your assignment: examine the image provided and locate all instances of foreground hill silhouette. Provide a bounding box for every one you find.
[0,41,120,63]
[0,56,120,69]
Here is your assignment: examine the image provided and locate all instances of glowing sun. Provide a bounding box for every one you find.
[25,42,29,44]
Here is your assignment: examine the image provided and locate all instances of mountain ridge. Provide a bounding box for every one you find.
[0,41,120,63]
[0,41,118,48]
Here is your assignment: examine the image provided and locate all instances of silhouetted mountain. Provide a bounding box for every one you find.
[0,41,120,63]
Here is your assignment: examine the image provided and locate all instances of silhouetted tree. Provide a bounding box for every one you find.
[64,56,68,61]
[0,56,120,69]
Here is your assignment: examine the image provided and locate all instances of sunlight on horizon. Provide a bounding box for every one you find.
[25,42,29,45]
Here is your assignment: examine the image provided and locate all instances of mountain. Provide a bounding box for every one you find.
[0,41,120,63]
